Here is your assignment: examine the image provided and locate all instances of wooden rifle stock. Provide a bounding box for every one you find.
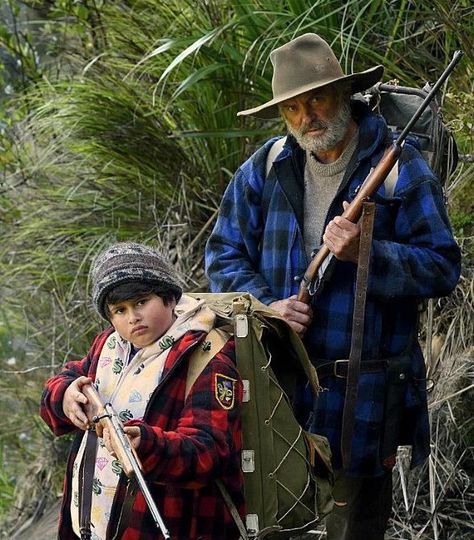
[297,50,463,304]
[82,383,138,477]
[82,383,171,539]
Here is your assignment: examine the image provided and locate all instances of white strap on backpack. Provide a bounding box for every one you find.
[265,136,287,177]
[184,328,230,401]
[383,161,399,198]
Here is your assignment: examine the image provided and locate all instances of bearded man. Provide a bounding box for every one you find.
[205,34,460,539]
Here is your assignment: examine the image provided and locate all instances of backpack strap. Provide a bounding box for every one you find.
[383,161,399,198]
[216,479,249,540]
[265,136,287,178]
[185,328,230,401]
[186,330,247,538]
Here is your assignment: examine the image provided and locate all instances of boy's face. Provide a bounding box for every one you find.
[107,293,177,348]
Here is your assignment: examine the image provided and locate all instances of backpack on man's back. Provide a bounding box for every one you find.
[365,81,458,186]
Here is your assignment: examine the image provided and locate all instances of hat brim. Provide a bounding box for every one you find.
[237,65,384,119]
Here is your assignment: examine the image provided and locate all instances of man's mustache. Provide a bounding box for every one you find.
[301,121,328,135]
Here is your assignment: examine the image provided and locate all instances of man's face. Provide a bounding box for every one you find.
[108,293,176,348]
[279,84,352,153]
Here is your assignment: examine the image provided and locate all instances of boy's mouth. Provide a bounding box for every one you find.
[132,325,148,334]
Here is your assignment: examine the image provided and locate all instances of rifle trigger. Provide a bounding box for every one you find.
[308,277,320,297]
[92,413,112,423]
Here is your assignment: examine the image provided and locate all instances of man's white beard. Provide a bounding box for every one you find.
[287,100,352,154]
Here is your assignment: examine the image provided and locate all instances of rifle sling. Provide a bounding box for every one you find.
[112,476,139,540]
[79,429,98,540]
[216,479,249,540]
[341,200,376,471]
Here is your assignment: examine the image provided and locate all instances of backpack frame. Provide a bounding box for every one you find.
[365,82,458,186]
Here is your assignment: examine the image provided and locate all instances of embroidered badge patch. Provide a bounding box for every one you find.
[215,374,236,410]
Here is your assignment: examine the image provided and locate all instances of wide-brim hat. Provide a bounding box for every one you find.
[238,33,384,119]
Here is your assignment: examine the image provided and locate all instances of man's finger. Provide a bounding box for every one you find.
[287,297,313,314]
[333,216,359,232]
[75,392,88,404]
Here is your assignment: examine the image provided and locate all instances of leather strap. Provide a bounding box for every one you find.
[112,477,139,540]
[341,200,376,471]
[316,359,388,380]
[79,429,98,540]
[216,479,248,540]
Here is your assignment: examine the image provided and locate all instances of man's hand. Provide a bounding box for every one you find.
[102,425,141,457]
[269,295,313,336]
[323,201,360,263]
[62,376,93,430]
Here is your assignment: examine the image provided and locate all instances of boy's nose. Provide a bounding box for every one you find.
[129,310,141,324]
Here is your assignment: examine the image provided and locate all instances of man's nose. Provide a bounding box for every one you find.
[302,105,317,124]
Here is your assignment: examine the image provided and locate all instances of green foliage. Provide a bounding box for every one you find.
[0,0,473,528]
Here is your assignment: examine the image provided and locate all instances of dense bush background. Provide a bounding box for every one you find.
[0,1,472,537]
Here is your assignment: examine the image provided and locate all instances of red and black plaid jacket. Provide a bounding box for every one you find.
[40,327,243,540]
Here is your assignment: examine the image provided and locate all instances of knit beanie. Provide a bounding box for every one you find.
[90,242,183,320]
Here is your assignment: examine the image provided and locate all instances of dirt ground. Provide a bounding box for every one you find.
[10,499,60,540]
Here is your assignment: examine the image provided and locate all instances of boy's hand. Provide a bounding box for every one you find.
[102,425,141,457]
[62,376,93,430]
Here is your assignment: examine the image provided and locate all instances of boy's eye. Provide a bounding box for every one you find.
[113,307,124,315]
[136,297,148,306]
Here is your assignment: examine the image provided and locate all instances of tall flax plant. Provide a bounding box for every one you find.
[0,0,472,529]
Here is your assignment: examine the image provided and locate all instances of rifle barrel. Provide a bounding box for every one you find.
[396,51,463,145]
[82,384,171,539]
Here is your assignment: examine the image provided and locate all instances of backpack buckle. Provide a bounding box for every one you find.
[333,359,349,378]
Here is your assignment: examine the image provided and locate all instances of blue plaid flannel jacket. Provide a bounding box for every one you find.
[205,101,461,477]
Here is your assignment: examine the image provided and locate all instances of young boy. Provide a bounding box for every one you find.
[40,242,243,540]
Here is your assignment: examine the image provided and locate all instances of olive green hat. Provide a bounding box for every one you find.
[238,33,383,119]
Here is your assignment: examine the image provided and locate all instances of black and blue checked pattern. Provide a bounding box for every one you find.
[205,102,461,476]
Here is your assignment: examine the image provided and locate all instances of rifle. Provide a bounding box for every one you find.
[82,383,171,540]
[297,50,463,304]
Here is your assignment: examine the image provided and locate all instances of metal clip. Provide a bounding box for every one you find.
[241,450,255,473]
[333,359,349,378]
[235,314,249,338]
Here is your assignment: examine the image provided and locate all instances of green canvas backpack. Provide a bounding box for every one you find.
[187,292,334,539]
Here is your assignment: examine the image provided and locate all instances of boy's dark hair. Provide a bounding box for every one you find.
[104,281,179,319]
